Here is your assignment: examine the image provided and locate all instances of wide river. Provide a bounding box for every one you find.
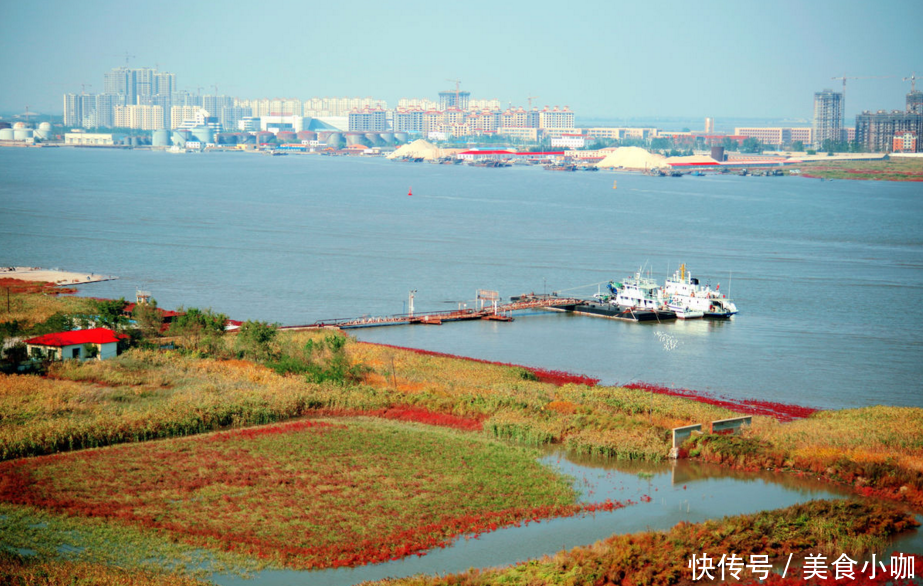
[1,148,921,409]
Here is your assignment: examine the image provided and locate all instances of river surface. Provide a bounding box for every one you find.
[1,148,922,409]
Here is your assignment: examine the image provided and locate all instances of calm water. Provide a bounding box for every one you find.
[1,148,922,409]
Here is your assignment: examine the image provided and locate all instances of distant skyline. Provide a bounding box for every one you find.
[1,0,921,122]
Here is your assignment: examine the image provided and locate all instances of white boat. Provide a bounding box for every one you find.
[669,305,705,319]
[664,264,738,319]
[611,270,668,311]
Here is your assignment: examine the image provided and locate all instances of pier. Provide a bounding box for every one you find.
[281,296,583,331]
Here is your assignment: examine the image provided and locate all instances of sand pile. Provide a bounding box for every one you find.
[597,147,667,170]
[387,139,441,160]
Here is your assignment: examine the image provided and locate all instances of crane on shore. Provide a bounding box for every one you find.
[830,74,895,128]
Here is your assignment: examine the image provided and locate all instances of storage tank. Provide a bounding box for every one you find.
[364,133,384,146]
[152,129,170,147]
[325,132,342,149]
[12,122,27,130]
[191,126,213,144]
[379,132,395,144]
[394,132,409,143]
[256,131,274,145]
[13,129,33,141]
[35,122,52,140]
[172,130,190,146]
[129,136,140,147]
[0,129,14,140]
[276,131,297,143]
[297,130,316,141]
[345,132,365,146]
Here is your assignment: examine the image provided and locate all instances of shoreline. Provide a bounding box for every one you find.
[0,266,117,285]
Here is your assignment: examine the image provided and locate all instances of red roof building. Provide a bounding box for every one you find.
[25,328,126,361]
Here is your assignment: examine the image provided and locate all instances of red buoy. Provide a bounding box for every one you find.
[408,187,412,196]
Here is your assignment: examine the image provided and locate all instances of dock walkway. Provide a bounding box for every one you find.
[281,297,582,331]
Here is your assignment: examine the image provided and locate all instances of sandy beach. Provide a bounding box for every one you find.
[0,266,117,285]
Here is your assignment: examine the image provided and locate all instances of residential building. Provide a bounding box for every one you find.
[856,109,923,152]
[25,328,125,361]
[112,105,164,130]
[348,107,387,131]
[392,108,426,133]
[538,106,574,130]
[704,117,715,134]
[893,131,917,153]
[813,89,843,148]
[439,90,470,111]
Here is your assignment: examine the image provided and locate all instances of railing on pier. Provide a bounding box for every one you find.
[280,297,583,330]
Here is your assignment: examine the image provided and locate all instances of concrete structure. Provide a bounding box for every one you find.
[813,89,843,148]
[64,132,117,145]
[550,134,586,149]
[25,328,124,361]
[734,127,814,147]
[704,117,715,134]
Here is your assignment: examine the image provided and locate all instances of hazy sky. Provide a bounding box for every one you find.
[1,0,921,121]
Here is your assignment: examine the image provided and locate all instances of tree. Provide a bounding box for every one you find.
[235,320,279,361]
[721,137,739,152]
[132,299,163,340]
[94,298,128,331]
[792,140,804,152]
[168,307,228,352]
[740,137,764,154]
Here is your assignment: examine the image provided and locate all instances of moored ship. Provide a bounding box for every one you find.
[664,264,738,319]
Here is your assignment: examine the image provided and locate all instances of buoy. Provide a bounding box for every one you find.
[408,187,412,196]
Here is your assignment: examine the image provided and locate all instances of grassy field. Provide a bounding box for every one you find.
[792,157,923,181]
[0,417,595,570]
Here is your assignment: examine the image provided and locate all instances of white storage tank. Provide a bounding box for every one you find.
[152,129,170,147]
[13,129,33,141]
[0,129,14,141]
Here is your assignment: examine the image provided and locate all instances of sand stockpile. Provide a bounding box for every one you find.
[387,139,442,160]
[596,147,667,170]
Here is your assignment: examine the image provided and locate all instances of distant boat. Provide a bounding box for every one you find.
[408,187,412,196]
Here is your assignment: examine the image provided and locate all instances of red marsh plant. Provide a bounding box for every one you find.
[0,418,630,570]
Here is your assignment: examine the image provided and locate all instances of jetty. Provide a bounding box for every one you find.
[281,296,582,331]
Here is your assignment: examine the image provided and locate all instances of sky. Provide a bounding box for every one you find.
[1,0,921,122]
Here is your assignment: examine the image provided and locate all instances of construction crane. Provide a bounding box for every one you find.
[903,72,918,93]
[80,83,92,94]
[445,78,461,109]
[830,74,894,128]
[124,52,136,65]
[526,95,539,109]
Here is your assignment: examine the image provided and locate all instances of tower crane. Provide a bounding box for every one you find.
[80,83,92,94]
[831,74,895,127]
[526,95,539,109]
[124,52,136,65]
[445,78,461,109]
[903,72,918,93]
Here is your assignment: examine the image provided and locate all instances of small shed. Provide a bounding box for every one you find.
[24,328,126,361]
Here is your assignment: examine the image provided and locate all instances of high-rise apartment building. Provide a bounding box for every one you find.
[813,89,843,148]
[439,90,470,111]
[348,108,387,131]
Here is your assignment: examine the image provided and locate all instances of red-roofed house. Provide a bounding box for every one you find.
[24,328,126,361]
